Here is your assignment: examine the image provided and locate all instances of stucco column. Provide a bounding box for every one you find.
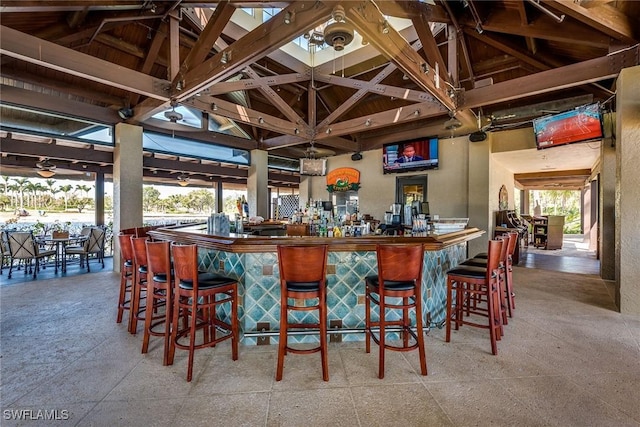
[467,136,491,256]
[616,65,640,315]
[248,149,269,219]
[113,123,143,272]
[600,115,616,280]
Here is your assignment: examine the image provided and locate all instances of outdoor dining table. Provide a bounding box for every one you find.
[37,234,89,273]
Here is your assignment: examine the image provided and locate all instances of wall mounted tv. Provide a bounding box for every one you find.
[533,103,603,150]
[383,137,439,174]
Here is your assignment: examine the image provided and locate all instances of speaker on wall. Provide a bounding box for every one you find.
[469,131,487,142]
[351,152,362,161]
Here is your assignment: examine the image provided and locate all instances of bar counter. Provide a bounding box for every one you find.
[149,224,484,345]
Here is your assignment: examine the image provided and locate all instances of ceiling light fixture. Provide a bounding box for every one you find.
[118,107,133,120]
[177,173,190,187]
[381,20,390,34]
[258,117,265,124]
[365,119,372,127]
[36,158,56,178]
[324,5,354,51]
[211,103,218,111]
[284,11,294,25]
[444,111,462,131]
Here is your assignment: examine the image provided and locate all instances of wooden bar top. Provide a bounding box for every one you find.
[149,223,485,253]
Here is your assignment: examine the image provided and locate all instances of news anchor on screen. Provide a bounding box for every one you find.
[394,144,424,163]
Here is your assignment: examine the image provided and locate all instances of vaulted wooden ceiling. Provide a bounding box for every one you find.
[1,0,638,186]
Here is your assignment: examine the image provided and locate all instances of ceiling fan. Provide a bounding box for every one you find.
[35,158,56,177]
[291,141,336,159]
[146,100,203,131]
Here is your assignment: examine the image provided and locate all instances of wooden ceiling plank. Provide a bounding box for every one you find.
[462,46,639,109]
[542,0,638,43]
[0,25,170,101]
[463,29,551,71]
[345,1,455,111]
[479,8,612,48]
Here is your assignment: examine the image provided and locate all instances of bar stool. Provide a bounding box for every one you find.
[445,239,503,355]
[365,244,427,379]
[129,236,149,334]
[168,243,238,382]
[467,231,518,318]
[142,240,172,365]
[275,244,329,381]
[116,233,135,324]
[460,233,511,326]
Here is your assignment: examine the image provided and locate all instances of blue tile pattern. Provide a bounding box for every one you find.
[197,243,467,345]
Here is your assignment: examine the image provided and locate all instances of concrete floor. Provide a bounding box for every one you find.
[2,254,640,426]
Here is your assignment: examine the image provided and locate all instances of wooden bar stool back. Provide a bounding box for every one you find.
[275,244,329,381]
[365,244,427,379]
[142,240,173,365]
[504,231,519,315]
[461,233,511,326]
[116,233,135,324]
[446,239,503,355]
[129,236,149,334]
[168,243,239,382]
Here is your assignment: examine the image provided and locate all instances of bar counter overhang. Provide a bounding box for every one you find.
[149,224,485,345]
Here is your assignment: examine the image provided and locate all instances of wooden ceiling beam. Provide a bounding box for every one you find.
[316,63,398,128]
[314,72,436,104]
[410,12,450,85]
[176,2,331,101]
[478,8,612,48]
[243,67,306,126]
[186,96,307,139]
[315,101,448,140]
[1,137,113,164]
[462,46,639,109]
[463,29,551,71]
[542,0,638,43]
[0,25,170,101]
[179,2,235,72]
[207,72,309,95]
[344,1,455,111]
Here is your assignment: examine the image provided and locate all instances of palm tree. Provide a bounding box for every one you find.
[75,184,91,198]
[59,184,73,211]
[12,177,29,210]
[1,175,10,195]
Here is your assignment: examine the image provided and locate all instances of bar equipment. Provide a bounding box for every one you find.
[391,203,402,225]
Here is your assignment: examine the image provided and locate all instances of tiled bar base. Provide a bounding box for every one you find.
[197,244,468,345]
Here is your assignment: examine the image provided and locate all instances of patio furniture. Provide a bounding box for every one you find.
[6,231,57,279]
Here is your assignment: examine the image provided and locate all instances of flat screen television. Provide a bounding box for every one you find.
[533,103,603,150]
[383,137,439,174]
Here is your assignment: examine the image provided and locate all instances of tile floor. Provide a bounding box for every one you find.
[2,257,639,426]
